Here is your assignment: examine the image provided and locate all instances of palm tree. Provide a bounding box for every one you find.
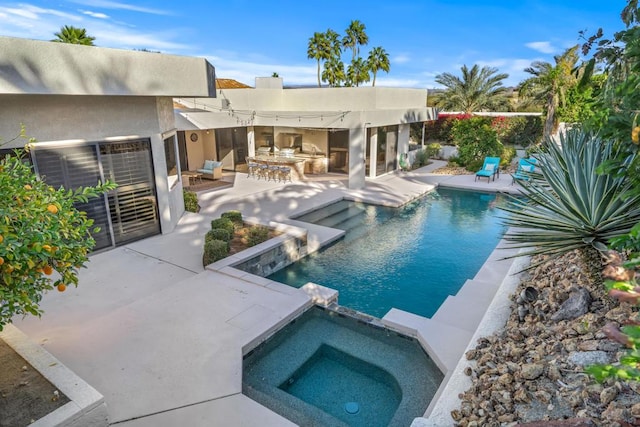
[322,57,346,87]
[347,57,370,87]
[307,29,341,87]
[307,32,329,87]
[52,25,95,45]
[367,46,390,87]
[519,45,580,138]
[342,20,368,62]
[435,64,509,113]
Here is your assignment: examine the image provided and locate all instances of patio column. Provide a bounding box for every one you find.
[348,126,366,189]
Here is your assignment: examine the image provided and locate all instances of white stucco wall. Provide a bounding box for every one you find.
[0,95,184,235]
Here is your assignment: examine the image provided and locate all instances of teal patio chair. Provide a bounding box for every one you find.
[511,157,538,184]
[475,157,501,182]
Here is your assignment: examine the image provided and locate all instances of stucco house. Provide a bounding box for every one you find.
[0,36,216,251]
[174,77,437,189]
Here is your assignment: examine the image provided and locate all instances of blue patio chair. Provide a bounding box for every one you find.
[511,157,538,184]
[475,157,501,182]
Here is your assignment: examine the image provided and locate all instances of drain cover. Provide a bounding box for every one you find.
[344,402,360,414]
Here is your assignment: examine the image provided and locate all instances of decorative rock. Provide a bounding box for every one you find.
[498,373,513,386]
[521,363,545,380]
[551,287,591,321]
[578,340,599,351]
[516,419,596,426]
[547,364,561,381]
[600,386,618,405]
[568,351,611,366]
[631,402,640,417]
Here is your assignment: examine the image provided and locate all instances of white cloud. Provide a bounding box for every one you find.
[393,53,411,64]
[203,54,317,86]
[82,10,109,19]
[67,0,171,15]
[525,41,555,54]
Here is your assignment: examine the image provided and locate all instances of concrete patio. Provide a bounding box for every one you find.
[8,161,525,426]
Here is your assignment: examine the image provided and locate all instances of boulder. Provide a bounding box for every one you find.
[551,287,591,321]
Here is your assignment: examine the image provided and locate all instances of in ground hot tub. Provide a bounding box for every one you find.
[242,306,443,426]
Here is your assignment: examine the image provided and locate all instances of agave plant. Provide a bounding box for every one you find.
[500,129,640,259]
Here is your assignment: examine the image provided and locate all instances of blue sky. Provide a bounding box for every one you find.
[0,0,628,88]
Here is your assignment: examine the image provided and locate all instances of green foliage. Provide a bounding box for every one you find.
[426,143,442,159]
[435,64,510,113]
[246,225,270,247]
[203,239,229,266]
[51,25,95,45]
[500,146,517,168]
[413,149,431,168]
[183,190,198,213]
[210,217,235,235]
[500,129,640,259]
[492,116,543,147]
[221,210,243,226]
[451,117,503,169]
[0,149,116,330]
[205,229,232,246]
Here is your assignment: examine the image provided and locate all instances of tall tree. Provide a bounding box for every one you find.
[322,57,346,87]
[367,46,390,87]
[342,20,368,62]
[435,64,509,113]
[307,32,330,87]
[347,57,370,87]
[519,45,581,138]
[52,25,95,45]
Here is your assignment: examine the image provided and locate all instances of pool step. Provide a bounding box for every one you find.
[382,309,473,373]
[431,282,495,333]
[315,204,366,229]
[294,200,351,224]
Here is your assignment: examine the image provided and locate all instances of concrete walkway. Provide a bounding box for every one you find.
[11,162,524,426]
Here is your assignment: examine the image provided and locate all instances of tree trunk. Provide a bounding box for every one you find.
[317,61,321,87]
[543,93,556,139]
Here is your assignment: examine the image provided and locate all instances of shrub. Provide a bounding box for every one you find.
[221,210,243,226]
[205,229,232,248]
[500,146,517,168]
[210,217,235,235]
[413,149,430,168]
[426,143,442,159]
[203,239,229,266]
[451,117,503,169]
[183,190,198,213]
[247,225,270,247]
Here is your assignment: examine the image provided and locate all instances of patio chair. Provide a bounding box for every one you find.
[475,157,501,182]
[511,157,538,184]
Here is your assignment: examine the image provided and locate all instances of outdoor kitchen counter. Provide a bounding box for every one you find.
[253,156,307,180]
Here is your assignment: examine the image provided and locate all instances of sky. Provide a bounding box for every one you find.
[0,0,630,89]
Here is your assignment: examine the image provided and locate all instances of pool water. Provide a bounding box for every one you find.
[269,188,508,318]
[243,306,443,426]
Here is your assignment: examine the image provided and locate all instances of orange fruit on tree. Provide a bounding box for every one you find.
[43,265,53,275]
[0,234,3,244]
[57,283,66,292]
[47,204,58,214]
[24,184,32,190]
[5,264,14,273]
[0,257,4,266]
[42,244,52,252]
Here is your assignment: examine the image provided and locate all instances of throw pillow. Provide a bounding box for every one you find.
[204,160,215,170]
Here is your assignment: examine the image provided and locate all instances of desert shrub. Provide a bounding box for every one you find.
[425,114,473,143]
[221,210,243,225]
[451,117,504,169]
[183,190,198,213]
[203,239,229,266]
[210,217,235,235]
[205,229,232,248]
[247,225,270,247]
[426,143,442,159]
[413,149,430,168]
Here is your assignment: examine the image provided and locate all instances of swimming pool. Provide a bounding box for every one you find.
[243,306,443,426]
[268,188,508,318]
